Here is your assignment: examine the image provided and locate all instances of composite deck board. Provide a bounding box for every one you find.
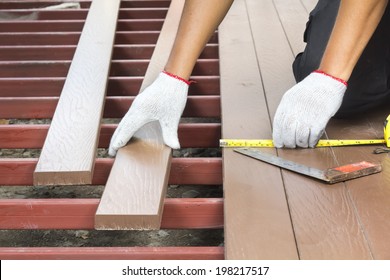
[255,0,372,259]
[283,0,390,259]
[326,111,390,259]
[95,0,185,230]
[33,0,121,185]
[300,0,318,13]
[273,0,308,55]
[219,0,298,260]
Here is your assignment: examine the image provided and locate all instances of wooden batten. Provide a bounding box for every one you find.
[33,0,121,185]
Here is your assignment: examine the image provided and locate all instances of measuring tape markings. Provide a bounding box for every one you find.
[219,139,386,148]
[221,114,390,148]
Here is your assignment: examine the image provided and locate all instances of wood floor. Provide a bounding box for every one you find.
[220,0,390,259]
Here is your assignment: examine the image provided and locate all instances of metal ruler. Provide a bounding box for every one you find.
[234,148,382,184]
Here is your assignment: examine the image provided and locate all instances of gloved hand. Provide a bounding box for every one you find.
[108,71,190,156]
[272,70,347,148]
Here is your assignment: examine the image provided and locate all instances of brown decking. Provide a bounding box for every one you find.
[220,0,390,259]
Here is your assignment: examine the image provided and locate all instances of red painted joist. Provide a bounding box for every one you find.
[0,158,223,186]
[0,31,161,46]
[0,123,220,149]
[0,1,170,9]
[0,198,224,230]
[0,19,164,33]
[1,8,168,20]
[0,76,220,97]
[0,96,221,118]
[0,1,91,9]
[0,59,219,77]
[0,246,224,260]
[0,45,156,61]
[120,1,171,9]
[0,44,218,60]
[0,31,217,46]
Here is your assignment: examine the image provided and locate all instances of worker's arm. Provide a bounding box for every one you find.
[165,0,234,80]
[273,0,388,148]
[109,0,233,156]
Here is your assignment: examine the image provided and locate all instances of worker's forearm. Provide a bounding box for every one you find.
[165,0,234,80]
[319,0,388,81]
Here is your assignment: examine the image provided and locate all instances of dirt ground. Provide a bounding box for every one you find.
[0,118,224,249]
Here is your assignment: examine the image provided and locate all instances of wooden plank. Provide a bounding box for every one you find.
[95,0,184,230]
[0,198,224,230]
[326,110,390,259]
[299,0,317,13]
[254,0,372,259]
[0,158,223,186]
[0,246,224,260]
[219,0,298,260]
[273,0,308,55]
[33,0,121,185]
[286,0,390,259]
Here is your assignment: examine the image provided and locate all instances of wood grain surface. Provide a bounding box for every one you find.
[253,0,372,259]
[33,0,121,185]
[95,0,184,230]
[219,0,298,260]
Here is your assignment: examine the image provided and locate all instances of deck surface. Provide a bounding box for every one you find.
[220,0,390,259]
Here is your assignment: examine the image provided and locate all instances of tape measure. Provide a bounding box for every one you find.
[221,114,390,148]
[219,139,386,148]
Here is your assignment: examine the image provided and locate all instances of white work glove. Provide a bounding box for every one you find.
[108,71,189,156]
[272,71,347,148]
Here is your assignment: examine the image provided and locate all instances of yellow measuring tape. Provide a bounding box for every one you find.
[219,139,386,148]
[221,114,390,148]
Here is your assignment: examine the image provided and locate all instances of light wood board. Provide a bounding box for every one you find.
[33,0,121,185]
